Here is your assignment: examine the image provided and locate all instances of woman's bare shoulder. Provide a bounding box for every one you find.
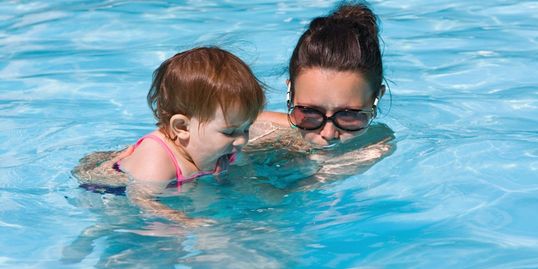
[255,111,289,127]
[246,119,312,152]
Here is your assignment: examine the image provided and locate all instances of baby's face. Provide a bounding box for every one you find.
[292,68,374,147]
[186,105,251,172]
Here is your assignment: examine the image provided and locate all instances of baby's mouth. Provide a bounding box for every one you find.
[213,154,232,175]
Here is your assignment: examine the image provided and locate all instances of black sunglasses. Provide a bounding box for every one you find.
[287,105,376,131]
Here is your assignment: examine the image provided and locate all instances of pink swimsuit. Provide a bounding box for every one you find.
[114,134,236,190]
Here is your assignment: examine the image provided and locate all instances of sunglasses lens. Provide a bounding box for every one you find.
[290,107,324,130]
[334,110,371,131]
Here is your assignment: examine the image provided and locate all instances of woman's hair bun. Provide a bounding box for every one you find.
[330,3,378,38]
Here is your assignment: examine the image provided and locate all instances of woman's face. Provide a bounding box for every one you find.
[292,67,375,147]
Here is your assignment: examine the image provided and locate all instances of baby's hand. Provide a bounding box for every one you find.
[167,212,217,228]
[182,217,217,228]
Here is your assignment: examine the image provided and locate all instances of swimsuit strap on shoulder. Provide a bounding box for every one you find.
[135,134,184,182]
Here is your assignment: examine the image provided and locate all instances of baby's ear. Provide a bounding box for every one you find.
[170,114,190,141]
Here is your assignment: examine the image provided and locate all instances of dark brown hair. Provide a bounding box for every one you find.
[289,2,383,103]
[147,47,265,138]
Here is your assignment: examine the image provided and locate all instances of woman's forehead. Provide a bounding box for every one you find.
[294,68,373,108]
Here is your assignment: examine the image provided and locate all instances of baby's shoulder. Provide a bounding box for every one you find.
[113,135,182,183]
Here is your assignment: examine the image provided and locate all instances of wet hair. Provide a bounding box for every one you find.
[289,2,383,103]
[147,47,265,139]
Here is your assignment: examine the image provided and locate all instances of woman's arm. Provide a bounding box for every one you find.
[285,125,397,191]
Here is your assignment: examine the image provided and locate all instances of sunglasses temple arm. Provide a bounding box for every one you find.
[372,96,380,118]
[286,82,292,109]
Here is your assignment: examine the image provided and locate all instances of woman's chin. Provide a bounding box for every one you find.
[304,137,340,149]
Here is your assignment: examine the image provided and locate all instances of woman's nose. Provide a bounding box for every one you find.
[319,121,340,141]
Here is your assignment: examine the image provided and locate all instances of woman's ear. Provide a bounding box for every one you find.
[169,114,190,141]
[379,85,386,98]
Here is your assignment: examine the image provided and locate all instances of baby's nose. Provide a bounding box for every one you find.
[233,133,248,148]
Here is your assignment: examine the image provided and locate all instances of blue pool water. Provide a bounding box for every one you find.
[1,0,538,268]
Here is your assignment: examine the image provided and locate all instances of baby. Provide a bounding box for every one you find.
[73,47,265,226]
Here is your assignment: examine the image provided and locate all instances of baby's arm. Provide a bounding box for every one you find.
[126,180,215,227]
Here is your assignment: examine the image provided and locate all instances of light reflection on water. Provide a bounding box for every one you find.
[1,0,538,268]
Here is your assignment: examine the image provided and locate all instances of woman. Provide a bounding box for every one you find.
[246,2,395,187]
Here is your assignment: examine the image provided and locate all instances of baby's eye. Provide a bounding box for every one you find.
[221,128,249,137]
